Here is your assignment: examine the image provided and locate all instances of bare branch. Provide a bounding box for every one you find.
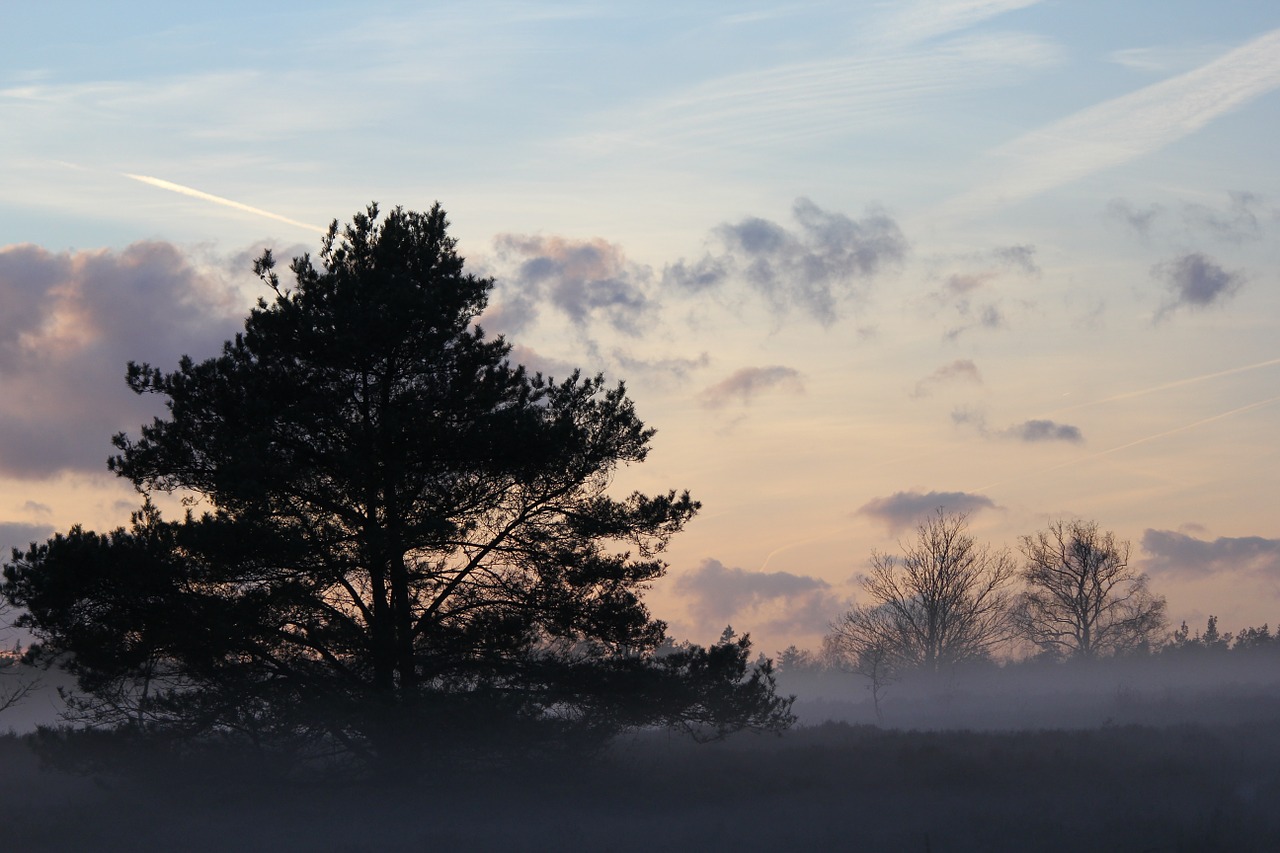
[1015,518,1166,659]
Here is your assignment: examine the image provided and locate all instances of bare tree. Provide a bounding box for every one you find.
[823,607,899,722]
[1015,519,1166,659]
[827,509,1017,690]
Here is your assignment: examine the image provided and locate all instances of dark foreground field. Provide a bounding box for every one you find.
[3,718,1278,852]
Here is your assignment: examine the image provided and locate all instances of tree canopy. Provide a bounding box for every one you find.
[1015,519,1166,660]
[2,204,792,761]
[826,509,1016,679]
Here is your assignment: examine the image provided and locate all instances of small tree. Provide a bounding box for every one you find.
[775,645,819,675]
[1015,519,1166,660]
[823,607,899,723]
[1233,623,1274,652]
[1200,615,1231,651]
[827,509,1016,684]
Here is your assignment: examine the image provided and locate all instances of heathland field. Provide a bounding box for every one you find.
[3,712,1279,852]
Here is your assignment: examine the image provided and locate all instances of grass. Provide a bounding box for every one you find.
[2,717,1278,852]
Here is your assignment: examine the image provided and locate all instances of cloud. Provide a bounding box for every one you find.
[870,0,1043,47]
[502,344,584,383]
[584,31,1058,154]
[722,199,905,323]
[490,234,654,336]
[227,240,312,281]
[929,247,1035,340]
[992,244,1039,274]
[1002,419,1084,443]
[1141,529,1280,580]
[698,366,804,408]
[667,198,907,325]
[1151,252,1245,320]
[951,408,1084,443]
[476,289,541,337]
[1182,191,1264,243]
[661,255,730,293]
[943,303,1003,341]
[856,490,997,531]
[674,558,839,635]
[611,350,710,385]
[1106,199,1164,238]
[0,522,56,557]
[1109,44,1226,75]
[718,9,798,27]
[944,272,996,295]
[911,359,983,398]
[0,242,244,479]
[959,28,1280,208]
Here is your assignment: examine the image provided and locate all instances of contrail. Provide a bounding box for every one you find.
[976,393,1280,493]
[124,173,325,234]
[946,26,1280,211]
[1044,356,1280,417]
[757,524,853,572]
[872,0,1043,47]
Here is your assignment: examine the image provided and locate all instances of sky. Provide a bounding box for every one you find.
[2,1,1279,654]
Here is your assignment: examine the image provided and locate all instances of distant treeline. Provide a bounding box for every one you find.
[813,510,1278,724]
[777,613,1280,677]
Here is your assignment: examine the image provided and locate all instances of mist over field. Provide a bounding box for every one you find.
[4,644,1279,852]
[781,649,1280,732]
[9,639,1280,733]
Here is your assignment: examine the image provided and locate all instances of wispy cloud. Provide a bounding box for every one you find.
[487,234,655,337]
[1106,198,1164,238]
[1182,191,1265,243]
[992,244,1039,274]
[951,408,1084,443]
[1109,43,1226,75]
[1043,357,1280,417]
[582,31,1058,153]
[870,0,1043,48]
[699,366,804,409]
[943,303,1004,341]
[911,359,983,398]
[611,349,710,385]
[125,174,325,233]
[955,27,1280,208]
[674,558,840,636]
[666,198,907,325]
[943,272,997,295]
[503,344,581,383]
